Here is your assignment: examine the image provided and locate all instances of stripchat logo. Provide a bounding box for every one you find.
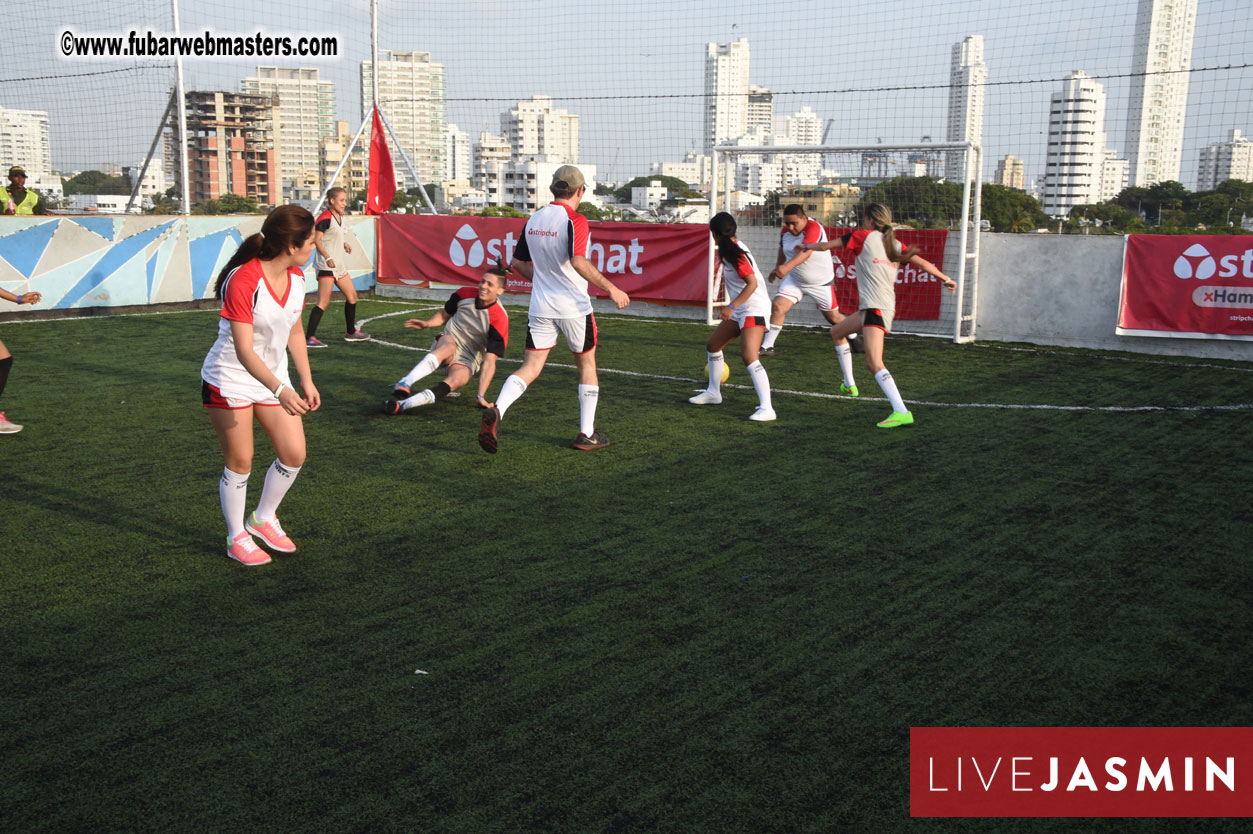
[448,224,520,270]
[1174,244,1217,279]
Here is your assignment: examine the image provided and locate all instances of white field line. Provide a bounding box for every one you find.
[358,309,1253,413]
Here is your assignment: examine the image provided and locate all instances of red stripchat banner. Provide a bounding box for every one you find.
[1118,234,1253,340]
[911,727,1253,817]
[377,215,711,304]
[822,227,949,320]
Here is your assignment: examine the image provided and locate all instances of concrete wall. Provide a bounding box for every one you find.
[0,215,376,312]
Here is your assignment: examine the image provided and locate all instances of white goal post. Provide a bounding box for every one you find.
[709,142,982,343]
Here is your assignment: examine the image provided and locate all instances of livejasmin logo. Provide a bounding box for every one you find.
[928,754,1235,793]
[448,224,645,275]
[1173,243,1253,280]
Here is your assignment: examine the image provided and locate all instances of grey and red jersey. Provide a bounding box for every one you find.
[313,209,348,273]
[512,202,593,318]
[780,218,833,286]
[442,287,509,358]
[719,239,771,317]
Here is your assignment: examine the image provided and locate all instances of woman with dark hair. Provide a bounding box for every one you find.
[801,202,955,428]
[688,211,776,421]
[201,205,321,566]
[0,287,43,434]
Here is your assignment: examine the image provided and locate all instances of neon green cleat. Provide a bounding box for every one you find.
[840,383,859,397]
[877,410,914,428]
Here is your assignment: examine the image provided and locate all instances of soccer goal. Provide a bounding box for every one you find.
[709,143,982,343]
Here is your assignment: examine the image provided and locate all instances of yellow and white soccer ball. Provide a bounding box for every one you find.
[704,363,731,383]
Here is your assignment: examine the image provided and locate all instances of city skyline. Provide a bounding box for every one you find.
[8,0,1251,194]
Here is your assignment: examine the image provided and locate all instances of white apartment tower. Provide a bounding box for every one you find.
[946,35,986,182]
[501,96,579,162]
[747,85,773,136]
[994,154,1025,190]
[705,38,750,154]
[241,67,335,198]
[0,106,52,179]
[1125,0,1197,186]
[1197,129,1253,191]
[361,51,447,185]
[445,124,471,182]
[774,106,823,146]
[1041,71,1113,217]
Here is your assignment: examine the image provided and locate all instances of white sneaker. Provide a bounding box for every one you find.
[0,411,22,433]
[688,390,722,405]
[748,406,777,422]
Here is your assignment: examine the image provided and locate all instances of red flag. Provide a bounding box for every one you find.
[366,105,396,215]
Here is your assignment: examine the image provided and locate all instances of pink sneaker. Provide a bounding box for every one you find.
[226,531,271,566]
[0,411,22,434]
[245,512,297,553]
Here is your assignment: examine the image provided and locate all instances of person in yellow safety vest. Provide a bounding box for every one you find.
[4,166,48,215]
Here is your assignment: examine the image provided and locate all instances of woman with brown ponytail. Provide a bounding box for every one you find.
[801,203,955,428]
[200,205,321,565]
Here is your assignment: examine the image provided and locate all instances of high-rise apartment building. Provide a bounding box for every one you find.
[1197,129,1253,191]
[946,35,986,182]
[774,106,823,146]
[1125,0,1197,186]
[704,38,750,154]
[361,51,447,186]
[747,85,773,136]
[472,130,510,194]
[501,96,579,162]
[241,67,335,199]
[0,106,51,180]
[994,154,1026,190]
[173,91,279,207]
[445,123,471,182]
[320,120,368,196]
[1041,71,1112,216]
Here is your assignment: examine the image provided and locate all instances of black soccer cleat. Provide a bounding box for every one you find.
[381,399,401,415]
[572,430,610,451]
[478,406,500,453]
[758,345,776,357]
[392,383,411,398]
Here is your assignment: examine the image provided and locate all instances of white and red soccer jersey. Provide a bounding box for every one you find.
[720,240,771,318]
[842,228,900,313]
[314,210,347,273]
[441,287,509,358]
[201,258,306,402]
[780,218,833,286]
[513,202,593,319]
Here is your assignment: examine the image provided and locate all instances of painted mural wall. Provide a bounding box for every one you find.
[0,215,376,312]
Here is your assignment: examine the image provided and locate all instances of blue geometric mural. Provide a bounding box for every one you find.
[0,216,377,311]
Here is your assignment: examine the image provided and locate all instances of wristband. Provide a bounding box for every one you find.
[273,382,287,398]
[15,294,22,304]
[726,302,739,312]
[477,394,487,400]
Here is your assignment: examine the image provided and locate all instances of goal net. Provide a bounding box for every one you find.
[709,143,981,342]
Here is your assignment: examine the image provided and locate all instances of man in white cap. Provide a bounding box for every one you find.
[478,164,630,453]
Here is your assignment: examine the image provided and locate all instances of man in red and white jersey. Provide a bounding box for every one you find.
[477,165,630,453]
[382,268,510,414]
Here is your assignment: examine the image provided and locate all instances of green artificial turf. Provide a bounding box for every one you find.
[1,299,1250,833]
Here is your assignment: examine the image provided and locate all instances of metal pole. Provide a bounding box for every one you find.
[127,89,178,214]
[377,107,437,215]
[952,142,973,343]
[371,0,379,109]
[172,0,191,215]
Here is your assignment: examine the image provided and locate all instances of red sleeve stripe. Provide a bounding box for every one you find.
[569,214,590,258]
[803,220,822,244]
[489,303,510,350]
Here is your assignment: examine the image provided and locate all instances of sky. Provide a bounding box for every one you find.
[7,0,1252,190]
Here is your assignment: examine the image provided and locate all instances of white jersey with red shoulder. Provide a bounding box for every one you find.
[513,201,593,318]
[780,218,833,286]
[201,258,306,401]
[842,228,900,313]
[720,239,771,317]
[441,287,509,358]
[314,209,347,272]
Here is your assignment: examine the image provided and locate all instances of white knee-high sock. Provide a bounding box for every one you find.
[747,359,771,409]
[219,468,250,539]
[400,389,436,410]
[762,323,782,349]
[400,353,441,387]
[255,460,301,522]
[578,384,599,436]
[874,368,908,413]
[495,374,527,417]
[835,343,855,387]
[706,351,724,394]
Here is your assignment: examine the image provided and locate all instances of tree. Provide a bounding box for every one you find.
[479,205,527,218]
[578,202,605,221]
[63,170,131,196]
[192,193,262,215]
[980,184,1048,232]
[613,175,701,203]
[861,177,963,228]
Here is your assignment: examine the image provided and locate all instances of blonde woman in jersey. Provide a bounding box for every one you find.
[306,187,368,346]
[201,205,321,566]
[688,212,776,421]
[801,203,955,428]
